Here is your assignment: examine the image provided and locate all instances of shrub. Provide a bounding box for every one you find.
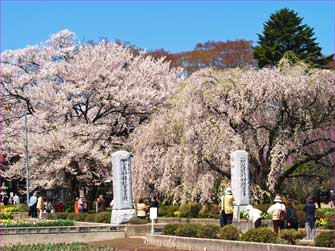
[175,223,200,237]
[128,217,147,224]
[0,211,14,220]
[179,202,201,218]
[1,220,74,228]
[241,227,277,243]
[197,224,220,239]
[166,205,179,217]
[85,213,97,222]
[325,214,334,229]
[314,231,334,248]
[163,223,182,235]
[96,211,111,223]
[218,224,240,240]
[296,210,305,227]
[315,209,326,220]
[66,213,77,220]
[280,229,305,244]
[54,212,68,220]
[199,204,220,219]
[255,204,271,214]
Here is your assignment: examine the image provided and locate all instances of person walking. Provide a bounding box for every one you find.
[97,195,106,212]
[285,200,298,230]
[13,193,20,205]
[246,204,262,228]
[37,195,44,219]
[330,190,334,208]
[74,197,79,214]
[55,199,64,212]
[220,187,235,227]
[78,196,84,213]
[303,195,316,240]
[267,195,286,234]
[28,192,38,218]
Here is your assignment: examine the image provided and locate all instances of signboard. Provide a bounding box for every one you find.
[149,207,158,220]
[230,150,250,206]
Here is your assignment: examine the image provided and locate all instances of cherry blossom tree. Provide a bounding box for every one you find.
[132,64,333,201]
[1,30,182,193]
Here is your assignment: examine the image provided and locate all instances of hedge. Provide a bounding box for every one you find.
[241,227,277,243]
[314,231,334,248]
[218,224,240,240]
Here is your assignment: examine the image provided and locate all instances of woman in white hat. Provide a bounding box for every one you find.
[220,187,235,227]
[267,195,286,234]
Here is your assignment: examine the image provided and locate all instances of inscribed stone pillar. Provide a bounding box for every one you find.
[111,150,136,225]
[230,150,250,221]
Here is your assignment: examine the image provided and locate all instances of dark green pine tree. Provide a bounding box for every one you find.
[254,8,327,68]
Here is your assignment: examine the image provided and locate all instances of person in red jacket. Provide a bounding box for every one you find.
[55,198,64,212]
[74,197,79,214]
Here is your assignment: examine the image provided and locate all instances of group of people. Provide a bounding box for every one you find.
[267,194,316,240]
[2,192,20,205]
[28,192,65,219]
[219,187,317,241]
[136,196,159,220]
[73,194,106,213]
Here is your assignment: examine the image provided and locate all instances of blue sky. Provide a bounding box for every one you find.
[1,0,334,55]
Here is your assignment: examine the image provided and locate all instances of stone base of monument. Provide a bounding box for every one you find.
[111,209,136,225]
[233,205,248,222]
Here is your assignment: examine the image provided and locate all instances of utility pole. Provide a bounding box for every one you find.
[24,112,30,205]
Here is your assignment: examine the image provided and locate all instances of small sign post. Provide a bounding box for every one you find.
[149,207,158,234]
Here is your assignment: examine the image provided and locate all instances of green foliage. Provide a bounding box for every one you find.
[325,214,334,229]
[254,8,325,68]
[241,227,277,243]
[196,224,220,239]
[54,212,68,220]
[128,217,148,224]
[163,223,182,235]
[316,218,328,228]
[96,211,111,223]
[179,201,201,218]
[319,208,334,216]
[315,209,325,220]
[280,229,305,244]
[158,205,179,217]
[175,223,200,237]
[218,225,240,240]
[0,211,14,219]
[314,231,334,248]
[254,204,270,214]
[2,242,114,251]
[1,220,74,228]
[167,205,179,217]
[199,204,220,219]
[45,211,111,223]
[1,204,28,213]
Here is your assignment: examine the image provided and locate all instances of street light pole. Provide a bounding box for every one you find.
[24,112,30,205]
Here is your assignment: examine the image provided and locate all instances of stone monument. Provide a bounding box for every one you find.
[230,150,250,222]
[111,150,136,225]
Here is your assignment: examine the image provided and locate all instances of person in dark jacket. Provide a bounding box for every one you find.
[285,200,298,230]
[303,195,316,240]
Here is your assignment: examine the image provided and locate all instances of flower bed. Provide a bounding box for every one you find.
[0,219,74,228]
[1,242,114,251]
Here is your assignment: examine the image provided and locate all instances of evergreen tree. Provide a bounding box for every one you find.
[254,8,327,68]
